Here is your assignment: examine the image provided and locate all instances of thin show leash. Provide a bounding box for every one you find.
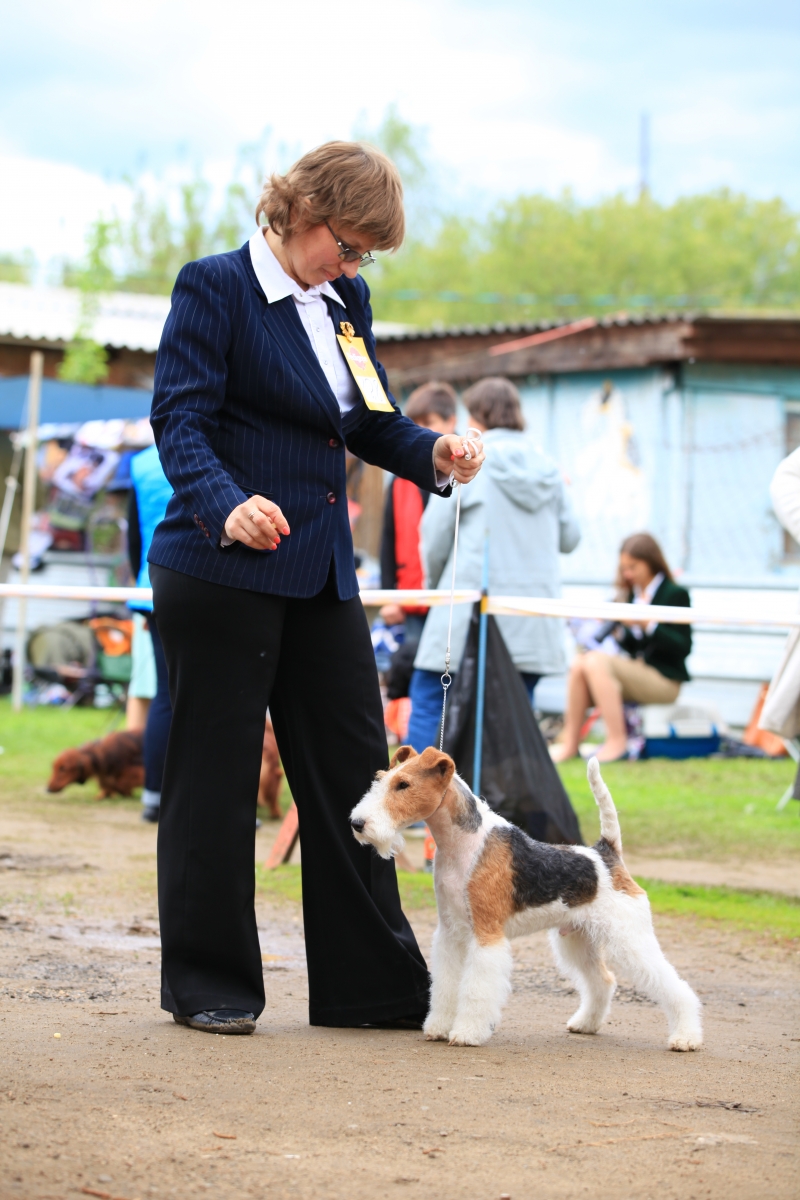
[438,429,483,752]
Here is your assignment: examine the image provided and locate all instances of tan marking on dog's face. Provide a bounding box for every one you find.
[467,832,517,946]
[611,863,645,897]
[384,747,455,827]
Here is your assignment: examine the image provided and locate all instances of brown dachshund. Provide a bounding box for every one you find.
[258,717,284,818]
[47,730,145,799]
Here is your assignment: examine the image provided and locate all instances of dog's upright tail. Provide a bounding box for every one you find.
[586,757,622,855]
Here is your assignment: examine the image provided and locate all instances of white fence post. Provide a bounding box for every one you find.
[11,351,44,712]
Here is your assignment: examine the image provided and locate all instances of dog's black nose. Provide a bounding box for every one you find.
[350,817,366,833]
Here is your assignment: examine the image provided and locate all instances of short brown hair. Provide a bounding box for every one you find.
[462,377,525,431]
[405,381,458,422]
[256,141,405,250]
[618,532,674,585]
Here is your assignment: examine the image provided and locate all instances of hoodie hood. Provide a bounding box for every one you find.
[482,429,562,513]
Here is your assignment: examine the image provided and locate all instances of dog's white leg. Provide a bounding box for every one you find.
[448,937,513,1047]
[606,904,703,1051]
[424,922,468,1041]
[548,927,616,1035]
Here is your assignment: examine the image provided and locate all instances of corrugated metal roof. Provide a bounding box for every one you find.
[0,283,170,352]
[0,282,411,351]
[377,312,694,342]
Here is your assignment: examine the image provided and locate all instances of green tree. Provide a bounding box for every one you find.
[370,189,800,326]
[58,219,115,385]
[54,120,800,328]
[0,252,34,284]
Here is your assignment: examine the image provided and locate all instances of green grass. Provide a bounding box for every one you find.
[5,699,796,861]
[558,756,800,860]
[0,699,130,805]
[256,863,438,911]
[3,700,799,938]
[637,879,800,940]
[256,863,800,938]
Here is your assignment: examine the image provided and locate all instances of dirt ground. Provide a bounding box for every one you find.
[0,797,798,1200]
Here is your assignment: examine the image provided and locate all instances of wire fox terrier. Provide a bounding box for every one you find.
[350,746,702,1051]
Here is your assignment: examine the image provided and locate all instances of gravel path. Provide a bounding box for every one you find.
[0,802,797,1199]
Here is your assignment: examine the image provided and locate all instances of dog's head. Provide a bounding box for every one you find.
[349,746,455,859]
[46,748,92,792]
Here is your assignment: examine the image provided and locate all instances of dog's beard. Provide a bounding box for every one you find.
[352,827,406,860]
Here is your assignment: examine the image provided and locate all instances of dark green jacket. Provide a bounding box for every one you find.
[618,577,692,683]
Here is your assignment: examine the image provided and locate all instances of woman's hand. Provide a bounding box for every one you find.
[433,433,486,484]
[224,496,290,551]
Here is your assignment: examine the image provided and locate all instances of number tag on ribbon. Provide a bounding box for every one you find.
[337,322,394,412]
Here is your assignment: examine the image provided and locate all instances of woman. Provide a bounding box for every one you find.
[552,532,691,764]
[147,142,485,1036]
[407,376,580,753]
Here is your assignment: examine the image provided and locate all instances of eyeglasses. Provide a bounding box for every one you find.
[324,221,375,267]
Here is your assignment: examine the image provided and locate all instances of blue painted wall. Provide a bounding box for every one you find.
[515,364,800,585]
[0,376,153,428]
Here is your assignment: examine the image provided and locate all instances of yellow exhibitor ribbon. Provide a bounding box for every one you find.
[337,322,394,412]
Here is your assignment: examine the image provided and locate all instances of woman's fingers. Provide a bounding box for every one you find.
[435,434,485,484]
[452,441,484,483]
[247,496,289,535]
[223,497,290,550]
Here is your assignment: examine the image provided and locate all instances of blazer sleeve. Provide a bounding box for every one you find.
[648,586,692,660]
[342,279,450,495]
[619,584,692,661]
[149,258,249,545]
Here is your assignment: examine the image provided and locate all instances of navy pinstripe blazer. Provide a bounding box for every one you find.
[148,242,447,600]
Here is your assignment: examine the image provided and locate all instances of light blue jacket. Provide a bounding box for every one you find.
[130,445,173,612]
[413,429,580,675]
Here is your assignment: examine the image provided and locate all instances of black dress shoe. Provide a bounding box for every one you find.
[360,1012,427,1030]
[173,1008,256,1034]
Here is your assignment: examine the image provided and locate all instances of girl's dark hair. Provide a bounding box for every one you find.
[617,532,674,592]
[462,376,525,431]
[405,381,457,422]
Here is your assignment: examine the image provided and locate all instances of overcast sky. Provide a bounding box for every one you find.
[1,0,799,273]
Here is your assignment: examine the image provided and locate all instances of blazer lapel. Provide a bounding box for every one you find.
[263,297,343,427]
[240,249,342,430]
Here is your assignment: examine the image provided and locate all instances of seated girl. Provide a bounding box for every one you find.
[552,532,691,764]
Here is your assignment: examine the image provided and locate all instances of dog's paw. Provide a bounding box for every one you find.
[668,1030,703,1052]
[447,1024,492,1047]
[567,1011,602,1035]
[423,1016,451,1042]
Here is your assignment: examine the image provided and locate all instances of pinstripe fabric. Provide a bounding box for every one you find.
[148,243,445,600]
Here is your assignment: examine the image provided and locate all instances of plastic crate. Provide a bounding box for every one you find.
[643,729,720,760]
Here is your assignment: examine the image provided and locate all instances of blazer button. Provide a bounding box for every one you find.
[328,437,340,448]
[326,492,336,504]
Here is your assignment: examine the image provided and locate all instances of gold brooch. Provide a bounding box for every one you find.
[339,321,355,342]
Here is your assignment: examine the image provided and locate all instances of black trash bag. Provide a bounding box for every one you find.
[386,637,419,701]
[442,604,583,845]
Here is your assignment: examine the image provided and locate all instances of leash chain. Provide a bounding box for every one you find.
[438,481,461,751]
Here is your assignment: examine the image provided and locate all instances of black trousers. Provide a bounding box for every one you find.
[143,614,171,794]
[150,563,429,1025]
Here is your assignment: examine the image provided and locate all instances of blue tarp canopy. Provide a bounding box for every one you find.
[0,376,153,430]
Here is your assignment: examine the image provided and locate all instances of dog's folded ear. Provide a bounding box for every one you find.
[417,747,455,783]
[390,745,418,768]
